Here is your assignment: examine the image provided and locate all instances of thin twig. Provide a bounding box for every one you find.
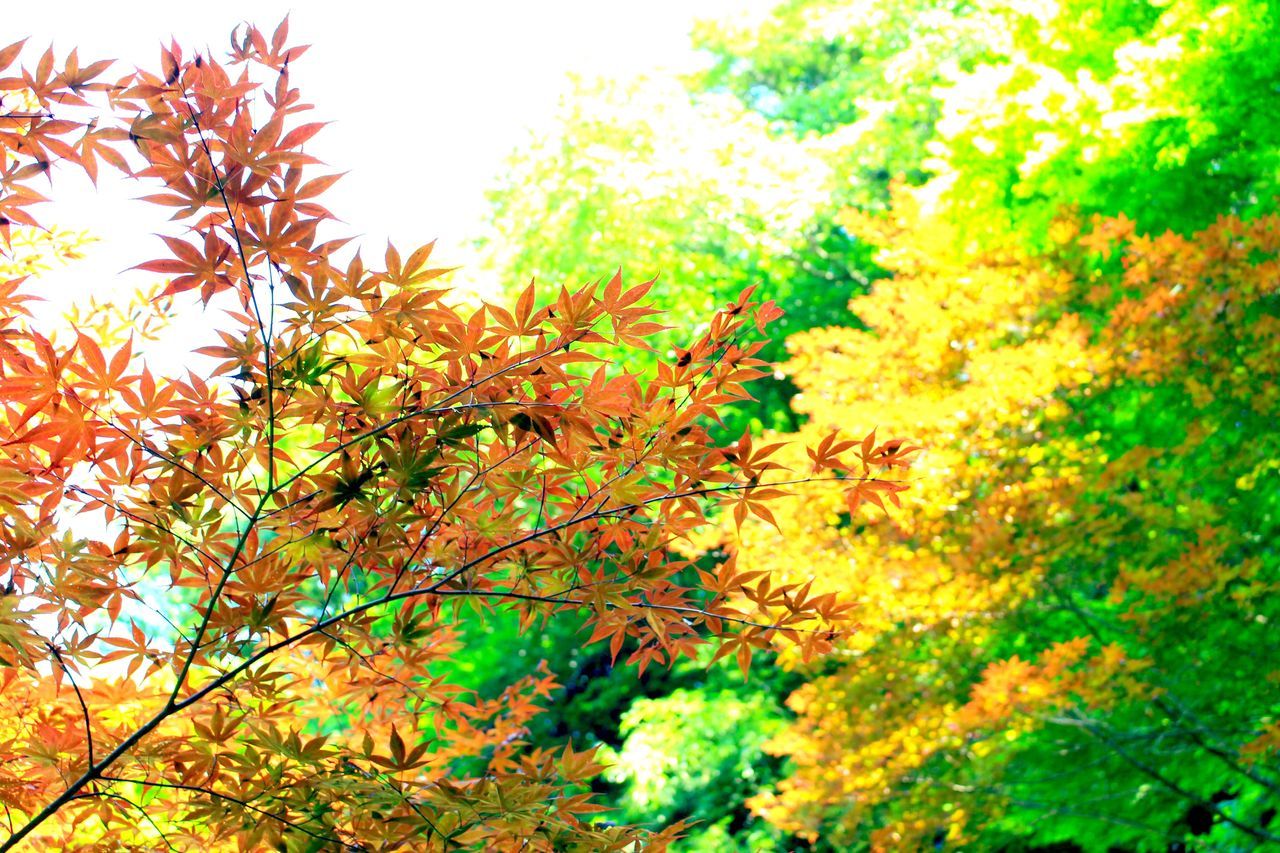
[44,642,94,768]
[99,775,353,849]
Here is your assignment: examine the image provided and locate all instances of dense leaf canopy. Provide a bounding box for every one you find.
[476,0,1280,849]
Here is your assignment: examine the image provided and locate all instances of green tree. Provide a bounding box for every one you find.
[691,0,991,206]
[476,75,871,436]
[922,0,1280,244]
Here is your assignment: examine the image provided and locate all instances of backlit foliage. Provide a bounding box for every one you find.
[740,191,1280,849]
[923,0,1280,242]
[478,74,875,436]
[468,0,1280,846]
[0,24,913,850]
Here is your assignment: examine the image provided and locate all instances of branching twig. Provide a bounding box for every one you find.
[44,642,94,769]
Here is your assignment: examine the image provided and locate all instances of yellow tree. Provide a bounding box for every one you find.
[732,189,1280,849]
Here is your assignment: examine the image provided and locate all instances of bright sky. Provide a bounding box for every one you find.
[8,0,753,315]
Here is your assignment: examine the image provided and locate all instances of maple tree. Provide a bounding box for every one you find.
[0,22,917,850]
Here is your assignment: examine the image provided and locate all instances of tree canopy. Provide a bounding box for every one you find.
[473,0,1280,848]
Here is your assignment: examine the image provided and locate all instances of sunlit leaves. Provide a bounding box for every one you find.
[0,21,913,851]
[742,189,1280,848]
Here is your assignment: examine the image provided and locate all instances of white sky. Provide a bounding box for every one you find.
[7,0,757,316]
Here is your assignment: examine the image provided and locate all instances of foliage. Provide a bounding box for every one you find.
[0,24,916,850]
[738,193,1280,849]
[605,688,782,826]
[922,0,1280,244]
[476,76,872,436]
[596,652,806,852]
[696,0,1280,242]
[691,0,992,205]
[18,0,1265,847]
[470,0,1280,847]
